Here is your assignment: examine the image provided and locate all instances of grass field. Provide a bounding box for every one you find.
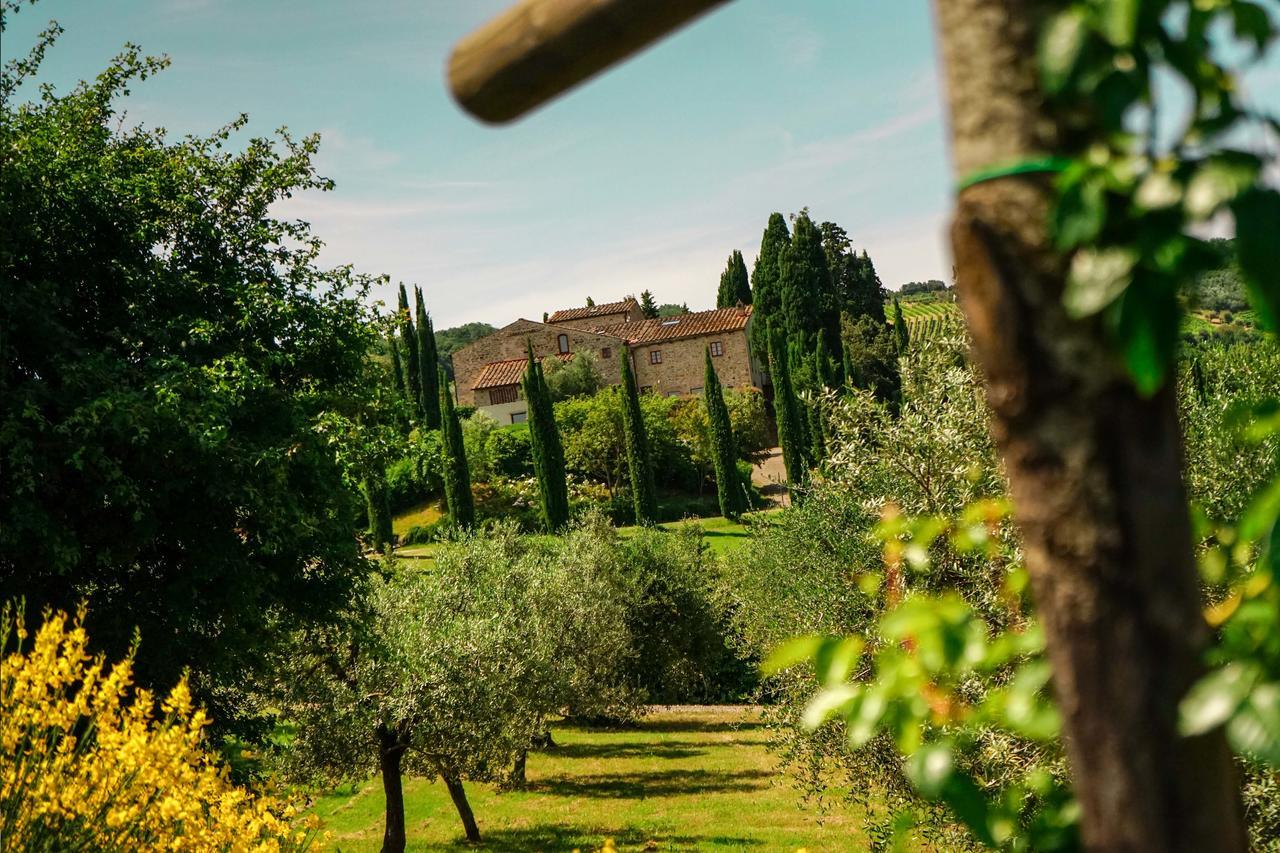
[395,512,766,561]
[392,501,444,538]
[310,706,870,851]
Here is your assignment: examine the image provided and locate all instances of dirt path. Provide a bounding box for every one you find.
[751,447,790,507]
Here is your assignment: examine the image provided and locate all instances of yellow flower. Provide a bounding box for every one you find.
[1,606,311,851]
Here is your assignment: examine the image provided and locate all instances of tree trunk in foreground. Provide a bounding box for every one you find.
[377,725,408,853]
[438,765,481,843]
[932,1,1244,849]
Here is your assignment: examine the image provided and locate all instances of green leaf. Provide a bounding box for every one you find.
[846,686,889,746]
[761,634,824,676]
[1002,661,1062,741]
[1232,189,1280,331]
[1231,1,1275,53]
[1185,153,1261,218]
[1054,177,1107,249]
[1239,476,1280,543]
[1134,171,1182,210]
[1098,0,1141,47]
[905,741,955,798]
[1112,281,1179,396]
[802,683,859,730]
[906,746,997,847]
[1064,246,1137,317]
[1040,9,1089,94]
[1226,683,1280,766]
[814,635,864,687]
[1179,662,1259,736]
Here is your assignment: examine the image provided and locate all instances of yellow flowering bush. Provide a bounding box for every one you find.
[0,604,315,851]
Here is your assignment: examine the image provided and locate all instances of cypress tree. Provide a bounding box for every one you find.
[363,473,393,551]
[439,366,474,528]
[704,350,746,520]
[732,249,751,305]
[619,348,658,525]
[805,393,826,463]
[522,343,570,530]
[814,336,832,389]
[750,213,790,361]
[415,287,441,429]
[787,339,813,462]
[389,336,405,400]
[779,210,833,349]
[768,323,807,499]
[892,297,910,353]
[717,250,751,308]
[639,290,659,319]
[397,284,422,416]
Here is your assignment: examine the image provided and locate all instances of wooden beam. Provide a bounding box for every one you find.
[448,0,731,124]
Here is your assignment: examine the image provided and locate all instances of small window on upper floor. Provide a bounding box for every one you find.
[649,350,662,364]
[709,341,724,357]
[557,333,570,354]
[601,346,612,360]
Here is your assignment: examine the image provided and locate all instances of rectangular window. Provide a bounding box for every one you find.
[510,411,527,424]
[690,386,703,395]
[489,386,518,405]
[649,350,662,364]
[601,346,612,360]
[557,333,570,354]
[709,341,724,357]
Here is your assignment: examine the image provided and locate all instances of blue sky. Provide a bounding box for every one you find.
[8,1,1277,328]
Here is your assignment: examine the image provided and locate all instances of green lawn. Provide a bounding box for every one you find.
[310,706,870,851]
[392,501,444,538]
[394,512,770,561]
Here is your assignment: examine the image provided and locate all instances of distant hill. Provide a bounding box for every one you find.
[898,279,949,297]
[436,322,497,377]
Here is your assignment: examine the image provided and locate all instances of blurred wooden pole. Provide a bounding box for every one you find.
[448,0,731,124]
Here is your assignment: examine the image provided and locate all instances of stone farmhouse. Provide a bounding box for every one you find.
[451,297,762,424]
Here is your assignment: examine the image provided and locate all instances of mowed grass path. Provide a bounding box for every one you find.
[311,706,868,851]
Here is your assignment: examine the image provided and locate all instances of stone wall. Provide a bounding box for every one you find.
[630,327,759,396]
[451,319,626,405]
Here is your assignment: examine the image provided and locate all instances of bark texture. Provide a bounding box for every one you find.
[440,769,481,843]
[932,0,1245,849]
[377,725,409,853]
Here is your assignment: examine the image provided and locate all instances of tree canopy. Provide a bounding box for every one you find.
[0,33,379,716]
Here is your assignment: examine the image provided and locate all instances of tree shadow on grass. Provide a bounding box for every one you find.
[548,740,709,760]
[631,717,765,734]
[526,767,771,799]
[445,825,764,851]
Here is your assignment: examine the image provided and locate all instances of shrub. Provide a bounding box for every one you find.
[402,517,456,546]
[485,423,535,479]
[385,430,443,515]
[1,605,313,851]
[609,521,752,702]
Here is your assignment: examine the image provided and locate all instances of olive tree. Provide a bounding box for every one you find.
[278,521,637,850]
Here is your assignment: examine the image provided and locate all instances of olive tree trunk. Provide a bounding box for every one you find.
[931,0,1245,848]
[434,761,481,843]
[377,725,409,853]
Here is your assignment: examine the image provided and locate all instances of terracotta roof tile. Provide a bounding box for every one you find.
[547,298,639,323]
[596,306,751,345]
[472,353,573,391]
